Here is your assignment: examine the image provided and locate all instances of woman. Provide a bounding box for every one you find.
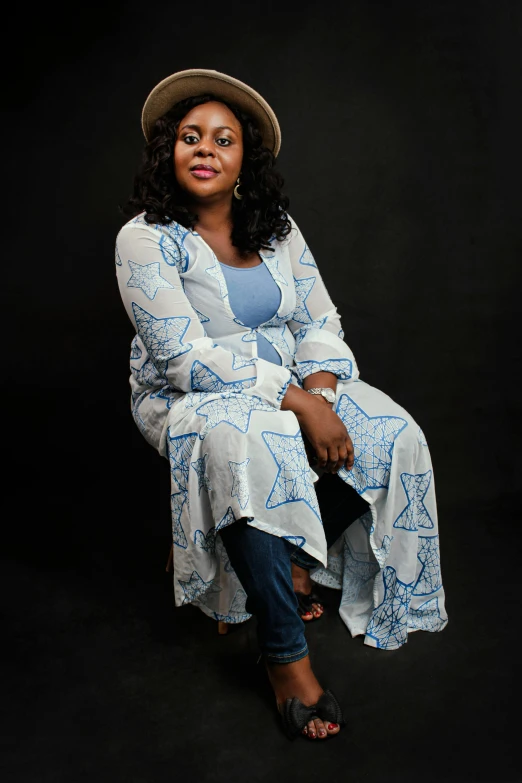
[115,69,448,741]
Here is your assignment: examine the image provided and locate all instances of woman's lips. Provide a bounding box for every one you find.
[190,169,218,179]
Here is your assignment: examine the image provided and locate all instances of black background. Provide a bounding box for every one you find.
[4,1,521,781]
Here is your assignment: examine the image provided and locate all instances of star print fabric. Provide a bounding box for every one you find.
[309,385,447,649]
[115,213,447,646]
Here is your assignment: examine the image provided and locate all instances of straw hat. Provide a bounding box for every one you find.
[141,68,281,156]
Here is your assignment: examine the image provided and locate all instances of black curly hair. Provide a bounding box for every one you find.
[121,94,292,255]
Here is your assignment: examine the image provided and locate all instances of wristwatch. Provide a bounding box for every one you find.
[307,387,336,404]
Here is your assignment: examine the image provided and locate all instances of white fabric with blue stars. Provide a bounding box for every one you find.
[115,213,448,646]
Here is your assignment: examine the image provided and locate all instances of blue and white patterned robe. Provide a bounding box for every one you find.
[115,212,448,650]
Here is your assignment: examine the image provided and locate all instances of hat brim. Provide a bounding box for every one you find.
[141,68,281,156]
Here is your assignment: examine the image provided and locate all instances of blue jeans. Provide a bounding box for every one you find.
[219,472,369,663]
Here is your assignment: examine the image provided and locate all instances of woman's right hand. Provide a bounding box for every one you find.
[281,385,354,473]
[297,401,354,473]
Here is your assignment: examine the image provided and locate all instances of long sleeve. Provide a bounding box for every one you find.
[115,222,292,407]
[285,216,358,383]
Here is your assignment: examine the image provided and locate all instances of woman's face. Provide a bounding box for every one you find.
[173,101,243,204]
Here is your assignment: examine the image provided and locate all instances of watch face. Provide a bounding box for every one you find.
[323,388,336,403]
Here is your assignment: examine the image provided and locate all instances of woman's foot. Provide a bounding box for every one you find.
[291,562,323,621]
[266,655,341,739]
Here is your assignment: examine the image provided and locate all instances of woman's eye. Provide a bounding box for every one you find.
[180,135,231,146]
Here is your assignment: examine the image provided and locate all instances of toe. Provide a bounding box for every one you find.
[314,717,328,739]
[306,719,317,739]
[325,720,341,736]
[302,610,314,621]
[312,603,323,618]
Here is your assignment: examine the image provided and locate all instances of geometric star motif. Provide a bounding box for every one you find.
[132,303,192,362]
[374,535,393,568]
[262,325,292,356]
[358,511,375,534]
[229,459,250,509]
[191,453,213,495]
[311,552,343,590]
[192,305,210,324]
[292,317,328,348]
[211,609,252,624]
[229,587,248,613]
[131,357,166,386]
[277,376,292,404]
[413,535,442,596]
[298,245,317,268]
[167,431,198,491]
[232,353,257,370]
[126,260,174,300]
[337,395,408,493]
[261,254,288,286]
[130,336,142,359]
[292,276,316,324]
[195,395,275,439]
[282,535,306,547]
[205,262,228,299]
[366,566,414,649]
[171,486,188,548]
[194,526,217,554]
[214,535,235,573]
[261,429,321,519]
[151,385,178,409]
[178,570,222,605]
[115,246,122,266]
[263,308,294,327]
[241,329,258,342]
[408,597,446,632]
[394,470,433,531]
[183,392,213,409]
[216,506,236,532]
[159,224,190,273]
[190,360,256,393]
[418,427,428,446]
[340,539,379,605]
[296,358,353,382]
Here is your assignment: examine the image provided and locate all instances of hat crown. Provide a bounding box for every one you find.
[141,68,281,156]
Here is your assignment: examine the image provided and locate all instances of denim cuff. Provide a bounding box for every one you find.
[264,643,309,665]
[290,549,320,571]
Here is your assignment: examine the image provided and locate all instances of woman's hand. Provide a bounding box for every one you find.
[281,385,354,473]
[297,400,354,473]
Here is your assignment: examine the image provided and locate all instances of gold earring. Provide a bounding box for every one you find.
[233,177,243,200]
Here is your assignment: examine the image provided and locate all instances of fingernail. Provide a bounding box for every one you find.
[328,723,338,730]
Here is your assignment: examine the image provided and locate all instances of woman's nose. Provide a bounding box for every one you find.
[195,141,214,157]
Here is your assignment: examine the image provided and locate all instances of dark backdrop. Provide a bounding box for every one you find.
[4,1,521,781]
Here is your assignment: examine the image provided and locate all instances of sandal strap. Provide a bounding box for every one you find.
[294,590,323,614]
[294,590,314,614]
[315,689,346,726]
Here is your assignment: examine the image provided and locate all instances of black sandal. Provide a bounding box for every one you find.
[278,689,346,740]
[295,589,324,620]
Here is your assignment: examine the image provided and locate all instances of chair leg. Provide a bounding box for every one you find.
[166,542,228,634]
[166,544,173,573]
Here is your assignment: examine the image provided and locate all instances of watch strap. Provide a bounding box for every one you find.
[307,387,336,403]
